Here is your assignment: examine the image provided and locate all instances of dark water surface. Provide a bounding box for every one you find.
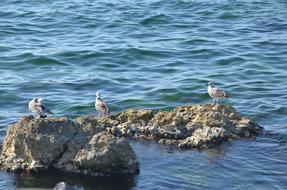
[0,0,287,189]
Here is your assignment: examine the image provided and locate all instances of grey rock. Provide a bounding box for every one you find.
[0,104,263,176]
[0,116,139,176]
[93,104,263,149]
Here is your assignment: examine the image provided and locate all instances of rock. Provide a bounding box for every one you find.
[0,116,139,176]
[0,116,79,172]
[116,109,154,124]
[148,111,190,139]
[94,104,263,149]
[105,109,154,137]
[75,116,106,138]
[56,132,139,176]
[0,104,263,176]
[178,127,229,149]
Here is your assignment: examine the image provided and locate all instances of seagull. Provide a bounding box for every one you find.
[95,92,109,116]
[28,98,54,118]
[207,82,229,104]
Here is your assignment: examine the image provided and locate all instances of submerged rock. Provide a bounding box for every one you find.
[0,116,139,176]
[53,182,75,190]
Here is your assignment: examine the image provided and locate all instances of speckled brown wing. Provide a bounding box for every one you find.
[96,99,109,114]
[100,102,109,114]
[212,87,229,98]
[40,104,54,114]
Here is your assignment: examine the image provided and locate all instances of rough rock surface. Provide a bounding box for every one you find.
[0,116,139,176]
[56,131,138,176]
[0,104,262,175]
[88,104,263,149]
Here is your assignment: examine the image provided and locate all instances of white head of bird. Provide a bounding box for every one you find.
[96,92,101,98]
[38,98,43,103]
[208,82,214,87]
[32,98,40,103]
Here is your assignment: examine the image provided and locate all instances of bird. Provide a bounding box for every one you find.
[95,92,110,116]
[28,98,54,118]
[207,82,229,104]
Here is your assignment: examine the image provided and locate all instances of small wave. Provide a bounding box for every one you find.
[125,47,171,59]
[217,12,240,20]
[214,56,246,65]
[140,14,171,26]
[181,38,218,46]
[2,53,68,68]
[29,56,68,66]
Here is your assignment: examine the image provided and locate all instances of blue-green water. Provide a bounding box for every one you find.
[1,0,287,189]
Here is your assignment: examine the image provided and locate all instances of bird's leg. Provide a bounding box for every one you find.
[93,110,98,117]
[212,98,215,105]
[216,99,219,105]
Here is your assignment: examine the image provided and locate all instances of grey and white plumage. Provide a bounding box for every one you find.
[95,92,109,116]
[207,82,229,104]
[28,98,53,118]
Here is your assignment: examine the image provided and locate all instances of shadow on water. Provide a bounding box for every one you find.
[14,170,137,190]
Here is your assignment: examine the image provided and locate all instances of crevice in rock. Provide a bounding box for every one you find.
[51,130,79,167]
[51,143,69,166]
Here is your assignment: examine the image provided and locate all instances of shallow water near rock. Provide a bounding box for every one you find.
[1,0,287,189]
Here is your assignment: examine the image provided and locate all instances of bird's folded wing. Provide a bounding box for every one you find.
[214,88,228,97]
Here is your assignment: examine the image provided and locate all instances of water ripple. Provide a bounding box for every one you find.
[0,0,287,189]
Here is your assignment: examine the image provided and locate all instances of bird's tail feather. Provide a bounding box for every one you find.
[47,109,54,115]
